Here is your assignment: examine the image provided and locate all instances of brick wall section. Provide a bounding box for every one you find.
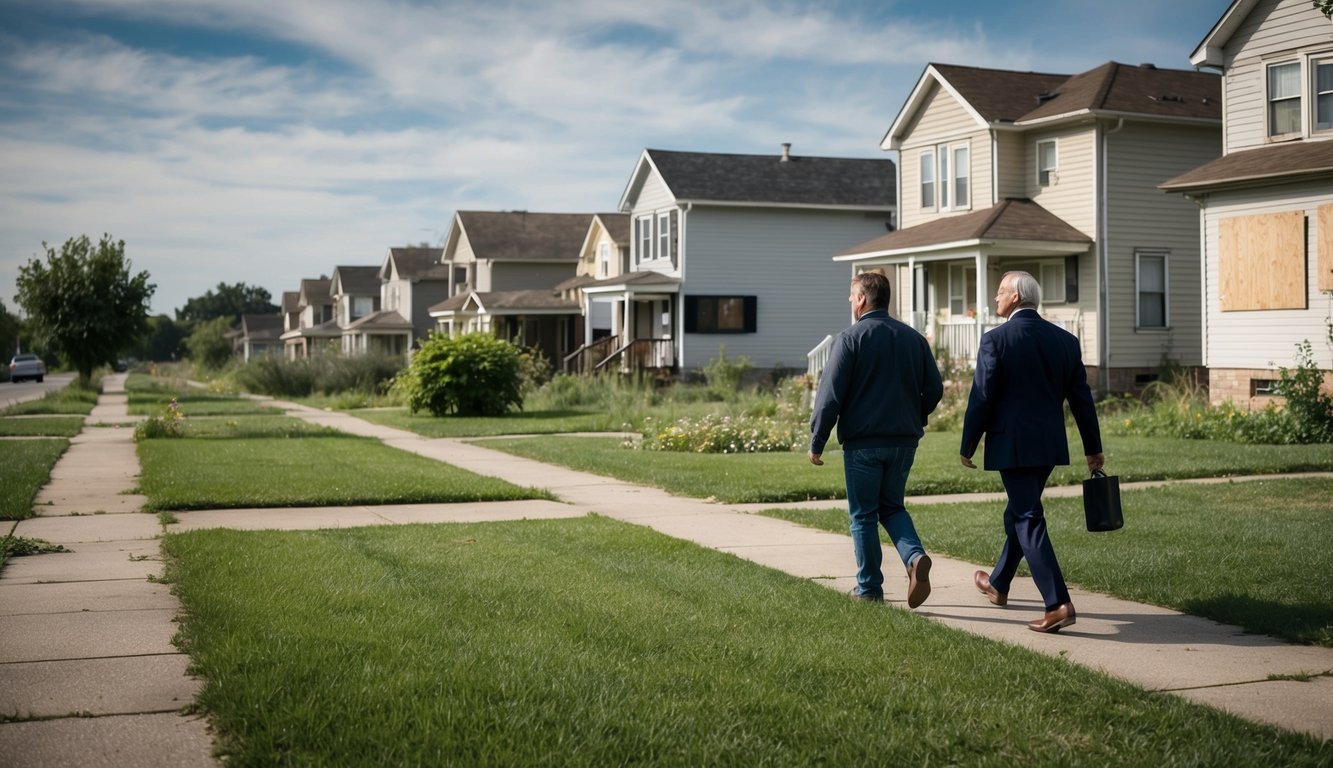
[1209,367,1333,411]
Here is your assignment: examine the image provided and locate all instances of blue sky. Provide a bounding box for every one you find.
[0,0,1231,316]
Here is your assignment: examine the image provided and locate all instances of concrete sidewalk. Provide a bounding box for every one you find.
[2,382,1329,768]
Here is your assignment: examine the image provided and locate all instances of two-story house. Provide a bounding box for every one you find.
[595,146,895,376]
[556,214,631,372]
[329,266,382,356]
[837,62,1221,394]
[428,211,588,366]
[280,277,337,359]
[1161,0,1333,408]
[342,247,450,358]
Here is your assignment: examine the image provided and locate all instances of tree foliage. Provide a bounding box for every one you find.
[133,314,189,362]
[186,316,238,371]
[15,234,155,383]
[1317,1,1333,20]
[177,282,278,324]
[0,299,22,359]
[397,332,523,416]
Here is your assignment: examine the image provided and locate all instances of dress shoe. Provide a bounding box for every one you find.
[1028,603,1076,633]
[848,587,883,603]
[906,554,932,608]
[973,570,1008,606]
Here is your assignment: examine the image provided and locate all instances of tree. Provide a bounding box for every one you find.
[0,299,21,359]
[185,316,237,371]
[177,282,278,324]
[132,314,189,362]
[15,234,155,383]
[1317,1,1333,19]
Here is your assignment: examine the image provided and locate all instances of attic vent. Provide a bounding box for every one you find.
[781,142,792,162]
[1036,91,1058,104]
[1139,62,1157,69]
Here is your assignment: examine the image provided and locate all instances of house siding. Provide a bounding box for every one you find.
[1200,181,1333,372]
[898,82,988,229]
[994,131,1027,201]
[1221,0,1333,152]
[1027,125,1096,237]
[681,207,890,370]
[1103,122,1221,368]
[410,280,450,340]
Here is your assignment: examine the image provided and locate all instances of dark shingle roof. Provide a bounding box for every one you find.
[240,314,283,341]
[281,291,299,314]
[332,266,380,296]
[595,213,631,244]
[428,293,473,314]
[387,247,449,280]
[645,149,895,207]
[299,278,331,306]
[456,211,592,262]
[929,62,1220,124]
[1160,140,1333,191]
[345,310,412,331]
[472,290,580,312]
[840,199,1090,257]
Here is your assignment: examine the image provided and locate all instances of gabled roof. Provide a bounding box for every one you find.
[469,290,580,313]
[580,271,683,293]
[281,291,299,314]
[240,314,283,340]
[884,62,1220,148]
[428,293,473,314]
[595,213,631,245]
[298,278,332,307]
[837,198,1091,260]
[1190,0,1257,67]
[452,211,592,262]
[344,310,412,331]
[383,247,449,281]
[331,266,380,296]
[620,148,896,211]
[1159,140,1333,192]
[280,318,341,340]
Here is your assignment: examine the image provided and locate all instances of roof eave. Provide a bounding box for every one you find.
[1190,0,1255,68]
[883,64,991,150]
[1161,168,1333,194]
[675,199,894,212]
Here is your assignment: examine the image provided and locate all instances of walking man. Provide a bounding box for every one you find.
[810,272,943,607]
[960,270,1104,633]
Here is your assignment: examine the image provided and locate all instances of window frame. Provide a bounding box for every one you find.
[952,144,970,209]
[1314,56,1333,134]
[636,215,653,265]
[657,211,671,263]
[1135,249,1169,330]
[683,295,757,334]
[938,149,950,209]
[1037,139,1058,187]
[919,150,936,210]
[1267,60,1302,138]
[1039,261,1066,304]
[597,242,610,277]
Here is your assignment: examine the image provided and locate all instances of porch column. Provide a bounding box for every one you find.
[583,293,593,347]
[974,253,989,323]
[906,256,916,325]
[623,293,633,342]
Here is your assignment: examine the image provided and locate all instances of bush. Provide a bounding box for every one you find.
[1277,340,1333,444]
[185,317,236,371]
[230,354,404,399]
[635,414,802,453]
[397,333,523,417]
[134,398,187,441]
[703,346,753,400]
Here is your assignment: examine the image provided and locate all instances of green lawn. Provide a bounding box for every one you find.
[137,433,551,510]
[478,431,1333,503]
[0,415,85,437]
[764,478,1333,646]
[161,516,1329,766]
[0,439,69,520]
[353,400,725,438]
[0,387,97,416]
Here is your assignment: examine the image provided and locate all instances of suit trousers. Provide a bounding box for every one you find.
[990,466,1071,610]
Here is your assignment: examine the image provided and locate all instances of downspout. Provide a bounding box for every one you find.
[1098,117,1125,396]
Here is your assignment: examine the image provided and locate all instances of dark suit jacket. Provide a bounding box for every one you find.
[960,309,1101,470]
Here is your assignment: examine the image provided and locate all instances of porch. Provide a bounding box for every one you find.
[563,335,676,376]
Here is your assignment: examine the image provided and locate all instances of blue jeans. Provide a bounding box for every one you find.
[843,445,926,598]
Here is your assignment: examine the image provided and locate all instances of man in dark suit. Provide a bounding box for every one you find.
[960,270,1104,633]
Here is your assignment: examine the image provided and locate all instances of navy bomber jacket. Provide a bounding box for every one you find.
[809,309,943,455]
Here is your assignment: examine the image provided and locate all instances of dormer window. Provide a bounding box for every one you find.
[1267,61,1300,137]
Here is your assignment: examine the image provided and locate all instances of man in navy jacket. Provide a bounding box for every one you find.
[810,272,943,607]
[960,270,1104,633]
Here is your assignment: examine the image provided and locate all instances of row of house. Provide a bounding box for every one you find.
[235,0,1331,408]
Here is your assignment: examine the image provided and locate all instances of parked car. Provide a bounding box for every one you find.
[9,353,46,383]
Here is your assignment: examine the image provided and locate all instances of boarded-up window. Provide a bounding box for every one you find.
[1318,204,1333,293]
[1218,211,1306,311]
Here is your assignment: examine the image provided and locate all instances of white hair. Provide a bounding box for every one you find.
[1006,271,1041,308]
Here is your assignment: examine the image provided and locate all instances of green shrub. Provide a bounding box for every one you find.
[230,354,403,399]
[397,333,523,416]
[134,398,187,441]
[1276,340,1333,444]
[702,346,753,400]
[185,317,236,371]
[636,413,802,453]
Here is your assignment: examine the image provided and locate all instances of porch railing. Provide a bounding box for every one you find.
[594,338,675,374]
[563,335,619,375]
[806,335,834,381]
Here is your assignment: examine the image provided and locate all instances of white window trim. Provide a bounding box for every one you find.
[938,149,950,210]
[598,242,610,277]
[1135,249,1170,330]
[1037,139,1057,187]
[919,142,971,212]
[636,214,653,265]
[919,150,936,211]
[656,211,671,262]
[1039,261,1066,304]
[1312,54,1333,135]
[1266,59,1302,139]
[952,144,970,210]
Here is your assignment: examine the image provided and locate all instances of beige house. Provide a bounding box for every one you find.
[279,277,337,360]
[342,247,450,359]
[1161,0,1333,408]
[836,62,1221,394]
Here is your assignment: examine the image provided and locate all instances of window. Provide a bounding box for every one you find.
[1037,140,1057,186]
[684,296,757,333]
[1136,250,1168,328]
[636,216,653,263]
[452,265,468,295]
[598,242,610,277]
[948,264,976,316]
[1252,379,1282,396]
[1268,61,1301,136]
[1315,58,1333,132]
[938,149,950,209]
[352,296,374,320]
[657,212,670,262]
[952,146,969,209]
[1039,261,1066,303]
[919,151,935,209]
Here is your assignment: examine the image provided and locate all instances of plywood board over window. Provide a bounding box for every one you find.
[1218,211,1306,311]
[1318,204,1333,293]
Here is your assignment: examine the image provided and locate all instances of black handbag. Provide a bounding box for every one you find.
[1082,469,1124,532]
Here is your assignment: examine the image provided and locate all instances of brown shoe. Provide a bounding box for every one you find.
[907,554,932,609]
[1028,603,1076,633]
[973,570,1008,606]
[848,587,883,603]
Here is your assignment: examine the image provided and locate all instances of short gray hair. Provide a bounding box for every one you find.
[1005,271,1041,308]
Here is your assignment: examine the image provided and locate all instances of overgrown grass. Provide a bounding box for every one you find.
[127,383,278,417]
[0,534,68,571]
[0,386,98,416]
[0,415,85,437]
[355,400,724,438]
[0,439,69,520]
[177,415,342,439]
[161,517,1330,766]
[137,434,550,511]
[763,478,1333,646]
[478,431,1333,503]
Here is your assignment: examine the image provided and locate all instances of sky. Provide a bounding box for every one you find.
[0,0,1232,317]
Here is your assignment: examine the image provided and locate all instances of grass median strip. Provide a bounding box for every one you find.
[0,415,85,437]
[0,438,70,520]
[137,433,550,510]
[162,516,1329,766]
[763,478,1333,647]
[478,432,1333,503]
